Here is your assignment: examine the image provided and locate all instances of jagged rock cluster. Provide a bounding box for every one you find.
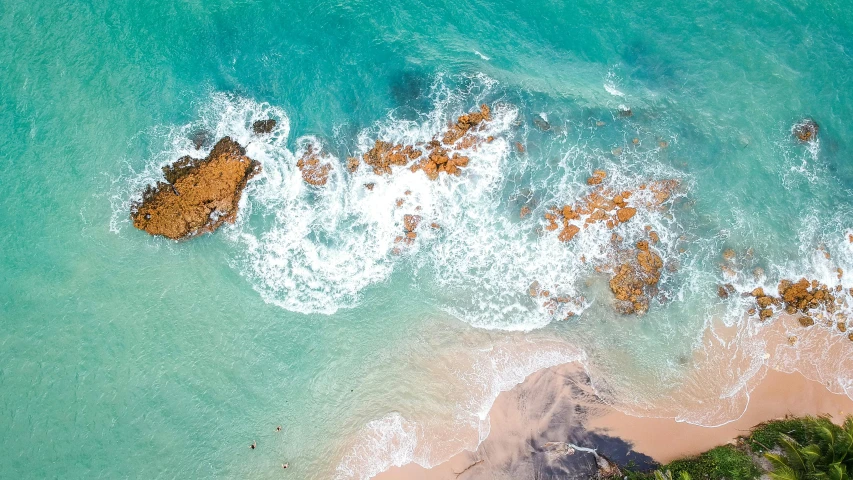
[252,119,276,135]
[296,143,333,186]
[543,170,677,243]
[608,239,664,315]
[131,137,261,240]
[746,279,850,334]
[350,104,492,180]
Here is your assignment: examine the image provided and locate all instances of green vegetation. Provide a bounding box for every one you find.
[762,417,853,480]
[624,416,853,480]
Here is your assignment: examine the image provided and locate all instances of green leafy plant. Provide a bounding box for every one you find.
[765,416,853,480]
[654,469,692,480]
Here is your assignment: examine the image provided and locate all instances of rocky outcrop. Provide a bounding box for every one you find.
[362,141,421,175]
[131,137,261,240]
[609,240,664,315]
[441,104,490,145]
[543,171,678,244]
[410,141,470,180]
[792,119,818,143]
[296,143,332,186]
[743,278,851,332]
[360,105,492,180]
[252,119,276,135]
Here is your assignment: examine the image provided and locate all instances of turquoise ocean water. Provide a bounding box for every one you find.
[3,0,853,478]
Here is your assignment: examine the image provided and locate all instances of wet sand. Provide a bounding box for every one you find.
[588,368,853,463]
[374,363,853,479]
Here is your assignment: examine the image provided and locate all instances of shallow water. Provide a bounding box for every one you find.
[3,0,853,478]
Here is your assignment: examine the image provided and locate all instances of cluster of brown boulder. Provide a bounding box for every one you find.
[348,104,492,180]
[296,143,333,186]
[745,279,850,335]
[608,239,664,315]
[356,141,421,176]
[131,137,261,240]
[543,170,675,244]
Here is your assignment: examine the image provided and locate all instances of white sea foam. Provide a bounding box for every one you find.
[473,50,490,61]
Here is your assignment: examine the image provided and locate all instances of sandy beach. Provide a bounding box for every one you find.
[375,359,853,479]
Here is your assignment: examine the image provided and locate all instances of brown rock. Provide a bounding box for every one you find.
[558,225,580,242]
[616,207,637,223]
[799,316,815,327]
[838,322,847,333]
[252,119,276,135]
[363,140,421,175]
[296,143,332,186]
[131,137,261,240]
[516,142,525,153]
[586,170,607,185]
[520,206,531,218]
[442,104,490,145]
[609,245,663,315]
[751,287,764,297]
[346,157,360,173]
[759,308,773,321]
[718,286,730,299]
[792,119,818,143]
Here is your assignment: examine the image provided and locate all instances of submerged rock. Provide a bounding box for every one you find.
[252,119,277,135]
[190,130,211,150]
[533,114,551,131]
[131,137,261,240]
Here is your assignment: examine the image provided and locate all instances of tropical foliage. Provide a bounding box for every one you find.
[764,416,853,480]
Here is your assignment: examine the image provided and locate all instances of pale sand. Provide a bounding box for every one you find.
[373,313,853,479]
[374,364,853,479]
[588,368,853,463]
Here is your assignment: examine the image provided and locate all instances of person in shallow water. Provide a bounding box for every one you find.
[282,463,289,469]
[276,425,281,432]
[250,441,256,450]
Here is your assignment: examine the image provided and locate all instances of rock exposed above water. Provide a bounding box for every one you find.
[296,143,332,186]
[792,119,818,143]
[252,119,276,135]
[609,240,664,315]
[360,105,492,180]
[543,171,678,244]
[131,137,261,240]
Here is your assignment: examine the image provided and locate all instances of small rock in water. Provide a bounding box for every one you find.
[533,114,551,131]
[792,118,818,143]
[190,130,211,150]
[618,105,633,117]
[252,119,277,135]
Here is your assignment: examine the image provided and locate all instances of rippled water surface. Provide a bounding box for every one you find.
[2,0,853,478]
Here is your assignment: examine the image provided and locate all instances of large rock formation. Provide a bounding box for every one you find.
[609,240,664,315]
[131,137,261,240]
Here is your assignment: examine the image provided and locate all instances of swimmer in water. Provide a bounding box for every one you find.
[250,441,256,450]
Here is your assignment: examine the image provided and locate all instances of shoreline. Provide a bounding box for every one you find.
[373,362,853,479]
